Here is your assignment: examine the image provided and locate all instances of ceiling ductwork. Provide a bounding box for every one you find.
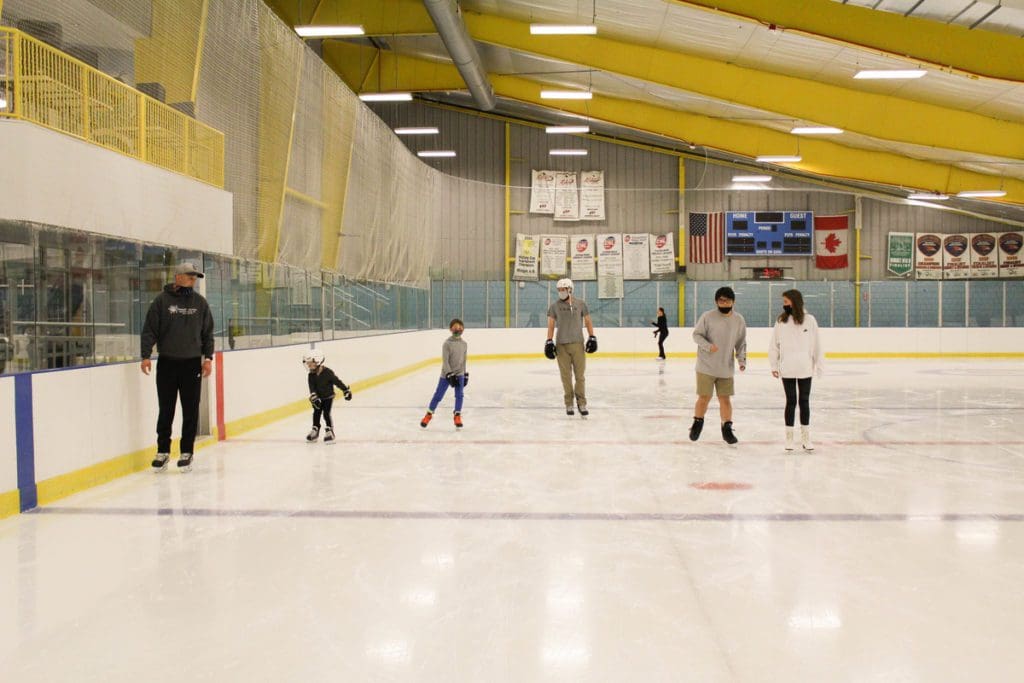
[422,0,496,111]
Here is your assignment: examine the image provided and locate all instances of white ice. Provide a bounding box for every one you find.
[1,357,1023,682]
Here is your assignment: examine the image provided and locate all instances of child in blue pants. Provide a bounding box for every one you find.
[420,318,468,429]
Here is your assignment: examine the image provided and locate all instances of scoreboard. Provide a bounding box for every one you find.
[725,211,814,256]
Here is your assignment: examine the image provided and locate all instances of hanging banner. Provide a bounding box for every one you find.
[597,233,624,299]
[969,233,999,279]
[570,234,597,281]
[650,232,676,276]
[529,170,555,214]
[512,234,539,281]
[814,215,849,269]
[886,232,914,277]
[580,170,606,221]
[554,172,580,221]
[999,232,1024,278]
[622,233,651,280]
[540,234,568,277]
[942,234,970,279]
[915,233,944,280]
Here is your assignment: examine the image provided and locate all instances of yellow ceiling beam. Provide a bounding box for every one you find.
[670,0,1024,83]
[310,0,434,34]
[371,53,1024,205]
[322,41,380,92]
[463,12,1024,162]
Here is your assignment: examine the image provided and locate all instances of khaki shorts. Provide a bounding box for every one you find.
[696,372,734,397]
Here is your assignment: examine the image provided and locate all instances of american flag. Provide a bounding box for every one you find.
[688,212,724,264]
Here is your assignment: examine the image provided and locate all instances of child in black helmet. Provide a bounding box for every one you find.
[303,351,352,443]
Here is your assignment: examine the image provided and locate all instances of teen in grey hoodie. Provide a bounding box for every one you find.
[690,286,746,445]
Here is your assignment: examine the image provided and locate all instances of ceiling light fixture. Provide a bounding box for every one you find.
[732,175,772,183]
[791,126,843,135]
[540,90,593,100]
[853,69,926,80]
[756,155,802,163]
[549,149,588,156]
[546,125,590,134]
[295,25,365,38]
[956,190,1006,198]
[359,92,413,102]
[417,150,456,158]
[530,24,598,35]
[394,127,439,135]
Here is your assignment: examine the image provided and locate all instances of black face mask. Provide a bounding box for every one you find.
[717,306,732,314]
[783,305,793,315]
[176,286,193,296]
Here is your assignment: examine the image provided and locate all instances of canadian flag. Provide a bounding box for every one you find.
[815,215,849,269]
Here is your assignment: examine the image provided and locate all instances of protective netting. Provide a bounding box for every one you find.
[0,0,439,286]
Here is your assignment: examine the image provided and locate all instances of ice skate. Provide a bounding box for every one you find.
[177,453,193,472]
[420,411,433,428]
[577,401,589,419]
[721,421,738,446]
[306,426,320,443]
[785,427,795,451]
[689,417,704,441]
[801,426,815,452]
[152,452,170,471]
[566,406,575,416]
[324,426,335,444]
[454,412,463,429]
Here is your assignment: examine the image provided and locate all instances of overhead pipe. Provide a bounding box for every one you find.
[422,0,496,111]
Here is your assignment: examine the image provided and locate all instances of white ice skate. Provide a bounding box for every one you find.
[785,427,795,451]
[577,401,589,419]
[306,426,320,443]
[801,426,815,452]
[324,427,336,444]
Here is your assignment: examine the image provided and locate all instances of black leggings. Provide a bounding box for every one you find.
[782,377,812,427]
[313,397,334,429]
[656,331,668,358]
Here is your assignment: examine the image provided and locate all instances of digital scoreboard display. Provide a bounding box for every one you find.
[725,211,814,256]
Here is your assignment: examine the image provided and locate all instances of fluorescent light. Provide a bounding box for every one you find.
[907,192,949,200]
[756,155,802,163]
[540,90,592,100]
[530,24,598,35]
[295,25,364,38]
[854,69,926,80]
[732,175,772,182]
[417,150,456,158]
[549,149,588,156]
[956,190,1006,198]
[791,126,843,135]
[394,126,439,135]
[546,125,590,134]
[359,92,413,102]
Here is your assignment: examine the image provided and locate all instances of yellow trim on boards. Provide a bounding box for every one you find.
[0,489,19,520]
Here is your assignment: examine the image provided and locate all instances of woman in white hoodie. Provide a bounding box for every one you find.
[768,289,824,451]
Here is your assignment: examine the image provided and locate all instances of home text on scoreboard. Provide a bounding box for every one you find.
[725,211,814,256]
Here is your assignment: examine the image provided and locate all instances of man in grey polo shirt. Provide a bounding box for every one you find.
[690,286,746,444]
[545,278,598,416]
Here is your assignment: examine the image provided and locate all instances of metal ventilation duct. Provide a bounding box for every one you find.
[423,0,497,111]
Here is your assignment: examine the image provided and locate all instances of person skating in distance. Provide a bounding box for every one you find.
[544,278,597,417]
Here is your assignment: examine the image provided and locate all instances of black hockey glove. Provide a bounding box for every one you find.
[446,372,458,388]
[462,372,469,388]
[343,387,352,401]
[309,393,322,409]
[585,335,598,353]
[544,339,556,360]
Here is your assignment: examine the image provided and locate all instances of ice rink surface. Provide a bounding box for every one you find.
[2,357,1023,682]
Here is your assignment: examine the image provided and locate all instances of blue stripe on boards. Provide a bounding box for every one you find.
[15,374,37,512]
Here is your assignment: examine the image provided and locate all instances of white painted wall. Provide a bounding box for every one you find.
[0,378,17,495]
[0,120,233,254]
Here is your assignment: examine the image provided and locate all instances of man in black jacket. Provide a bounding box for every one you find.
[140,261,214,472]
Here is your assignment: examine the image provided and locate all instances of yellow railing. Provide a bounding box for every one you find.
[0,27,224,188]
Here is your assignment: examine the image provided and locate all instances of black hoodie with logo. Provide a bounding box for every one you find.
[141,284,215,360]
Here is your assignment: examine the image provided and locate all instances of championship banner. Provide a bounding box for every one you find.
[999,232,1024,277]
[622,233,651,280]
[886,232,914,277]
[969,233,999,279]
[650,232,676,276]
[529,170,555,214]
[554,172,580,221]
[512,234,539,280]
[942,234,970,279]
[570,234,597,281]
[915,233,944,280]
[580,170,606,221]
[540,234,568,277]
[597,233,624,299]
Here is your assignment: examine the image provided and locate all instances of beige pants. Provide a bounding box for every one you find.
[556,342,587,408]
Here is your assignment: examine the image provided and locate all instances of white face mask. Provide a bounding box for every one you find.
[558,290,570,300]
